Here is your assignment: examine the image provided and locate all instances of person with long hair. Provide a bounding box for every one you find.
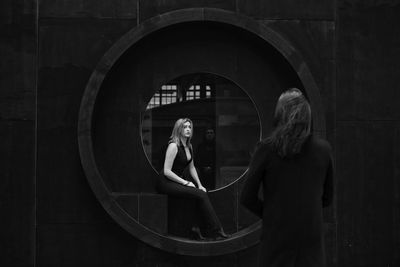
[241,88,333,267]
[157,118,228,240]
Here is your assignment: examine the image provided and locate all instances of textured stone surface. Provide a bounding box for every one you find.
[139,0,236,22]
[336,2,400,265]
[0,121,35,267]
[39,0,137,19]
[238,0,335,20]
[36,223,140,267]
[138,194,168,234]
[336,121,400,266]
[337,1,400,121]
[36,17,137,224]
[0,0,36,266]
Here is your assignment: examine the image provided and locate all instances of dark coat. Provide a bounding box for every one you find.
[241,136,333,267]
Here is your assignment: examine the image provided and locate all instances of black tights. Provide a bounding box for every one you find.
[156,175,222,236]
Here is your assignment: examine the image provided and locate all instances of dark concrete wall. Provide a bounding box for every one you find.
[336,1,400,266]
[1,0,399,266]
[0,1,36,266]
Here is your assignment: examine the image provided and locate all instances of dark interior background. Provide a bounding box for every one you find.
[1,0,399,266]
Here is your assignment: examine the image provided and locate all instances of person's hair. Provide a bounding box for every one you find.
[264,88,311,158]
[169,118,193,147]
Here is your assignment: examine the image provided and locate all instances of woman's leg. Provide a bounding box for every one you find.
[157,177,222,235]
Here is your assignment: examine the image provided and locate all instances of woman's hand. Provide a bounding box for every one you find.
[198,185,207,192]
[185,181,196,188]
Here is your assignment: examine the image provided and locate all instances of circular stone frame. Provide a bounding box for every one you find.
[78,8,326,256]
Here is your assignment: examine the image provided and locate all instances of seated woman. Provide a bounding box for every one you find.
[156,118,228,240]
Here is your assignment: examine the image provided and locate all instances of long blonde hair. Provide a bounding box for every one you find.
[265,88,311,157]
[169,118,193,147]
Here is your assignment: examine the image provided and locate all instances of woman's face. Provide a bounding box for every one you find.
[181,121,192,139]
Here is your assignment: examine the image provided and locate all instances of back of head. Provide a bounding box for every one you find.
[266,88,311,158]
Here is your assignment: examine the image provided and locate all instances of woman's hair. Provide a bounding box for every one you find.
[169,118,193,147]
[265,88,311,158]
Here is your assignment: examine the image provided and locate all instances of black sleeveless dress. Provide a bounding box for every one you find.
[170,143,193,181]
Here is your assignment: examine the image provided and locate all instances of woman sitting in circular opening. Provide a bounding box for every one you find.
[157,118,228,240]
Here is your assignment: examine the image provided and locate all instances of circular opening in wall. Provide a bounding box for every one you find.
[78,8,326,256]
[141,73,261,191]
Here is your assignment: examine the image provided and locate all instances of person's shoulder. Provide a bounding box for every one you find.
[167,142,179,151]
[255,140,274,154]
[310,136,332,152]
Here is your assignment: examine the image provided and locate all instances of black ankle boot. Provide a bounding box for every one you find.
[211,229,230,240]
[216,229,230,238]
[191,226,206,240]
